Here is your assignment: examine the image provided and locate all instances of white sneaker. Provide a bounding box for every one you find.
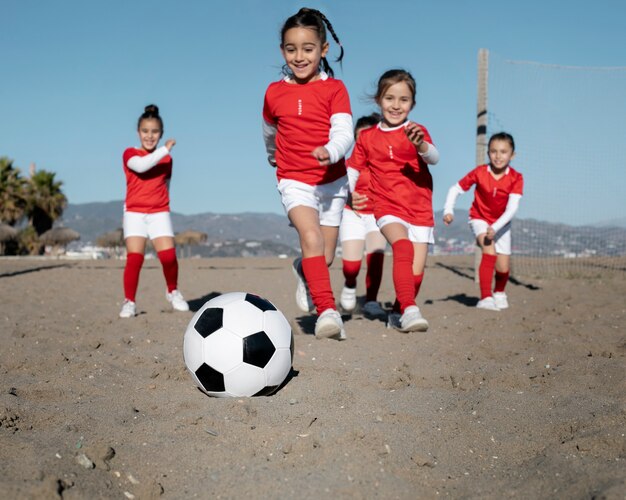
[476,296,500,311]
[397,305,429,332]
[340,286,357,312]
[314,309,346,340]
[362,300,387,320]
[166,289,190,312]
[292,257,314,313]
[493,292,509,309]
[119,300,136,318]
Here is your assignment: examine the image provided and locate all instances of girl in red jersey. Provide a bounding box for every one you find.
[348,70,440,333]
[339,113,388,320]
[119,104,189,318]
[443,132,523,311]
[263,8,353,340]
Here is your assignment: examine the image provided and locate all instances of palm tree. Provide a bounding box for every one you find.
[0,157,27,225]
[25,169,68,236]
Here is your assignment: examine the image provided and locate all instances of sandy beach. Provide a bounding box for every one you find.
[1,255,624,499]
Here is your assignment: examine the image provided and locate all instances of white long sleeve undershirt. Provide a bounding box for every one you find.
[491,194,522,232]
[443,183,522,232]
[419,142,440,165]
[262,120,278,166]
[325,113,354,165]
[347,167,360,192]
[443,183,465,215]
[126,146,170,174]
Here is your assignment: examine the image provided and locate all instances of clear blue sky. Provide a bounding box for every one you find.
[2,0,625,225]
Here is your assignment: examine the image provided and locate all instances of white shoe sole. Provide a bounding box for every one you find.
[397,318,429,333]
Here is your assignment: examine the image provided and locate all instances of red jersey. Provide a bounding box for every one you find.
[347,123,435,226]
[123,147,172,213]
[459,164,524,224]
[263,77,351,186]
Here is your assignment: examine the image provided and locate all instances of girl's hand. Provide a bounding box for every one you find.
[404,122,425,149]
[311,146,331,166]
[486,226,496,240]
[165,139,176,151]
[350,190,368,212]
[443,213,454,225]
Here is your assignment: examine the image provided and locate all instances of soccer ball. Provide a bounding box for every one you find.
[183,292,294,397]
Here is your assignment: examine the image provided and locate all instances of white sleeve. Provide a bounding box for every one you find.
[419,142,439,165]
[491,194,522,232]
[346,167,361,192]
[324,113,354,165]
[126,146,170,174]
[443,183,465,216]
[262,119,278,166]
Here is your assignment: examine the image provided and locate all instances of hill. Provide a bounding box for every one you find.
[59,201,626,258]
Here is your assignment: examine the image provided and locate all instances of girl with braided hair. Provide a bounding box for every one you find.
[263,8,353,340]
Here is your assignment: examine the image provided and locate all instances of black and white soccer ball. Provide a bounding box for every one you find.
[183,292,294,397]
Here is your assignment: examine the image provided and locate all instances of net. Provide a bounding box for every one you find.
[485,51,626,277]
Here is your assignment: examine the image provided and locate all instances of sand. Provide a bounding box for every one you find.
[0,255,624,499]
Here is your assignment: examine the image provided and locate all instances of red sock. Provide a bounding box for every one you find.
[365,252,384,302]
[157,248,178,293]
[342,259,361,288]
[391,239,415,313]
[494,270,509,292]
[479,253,497,299]
[302,255,336,313]
[123,252,144,302]
[413,272,424,298]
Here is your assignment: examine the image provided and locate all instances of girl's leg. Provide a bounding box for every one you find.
[476,234,499,309]
[289,206,336,314]
[153,236,178,292]
[340,238,365,312]
[494,254,510,292]
[153,236,189,311]
[380,223,414,314]
[411,242,428,298]
[364,231,387,303]
[123,236,146,302]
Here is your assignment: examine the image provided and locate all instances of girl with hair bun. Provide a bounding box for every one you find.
[263,7,353,340]
[119,104,189,318]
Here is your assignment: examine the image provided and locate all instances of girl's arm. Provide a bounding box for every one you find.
[127,146,170,173]
[419,142,440,165]
[324,113,354,165]
[443,183,465,216]
[491,194,522,233]
[443,183,465,224]
[262,120,278,167]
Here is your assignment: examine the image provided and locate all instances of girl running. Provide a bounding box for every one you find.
[348,69,440,333]
[263,8,353,340]
[443,132,523,310]
[119,104,189,318]
[339,113,388,320]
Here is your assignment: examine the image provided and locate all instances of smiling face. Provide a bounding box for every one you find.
[137,118,162,152]
[281,27,329,84]
[488,139,515,171]
[378,81,415,128]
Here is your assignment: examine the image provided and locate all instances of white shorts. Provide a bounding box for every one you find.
[377,215,434,244]
[277,176,348,227]
[123,211,174,239]
[339,209,381,242]
[469,219,512,255]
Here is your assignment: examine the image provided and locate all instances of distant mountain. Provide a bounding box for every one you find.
[60,201,300,249]
[596,217,626,229]
[59,202,626,258]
